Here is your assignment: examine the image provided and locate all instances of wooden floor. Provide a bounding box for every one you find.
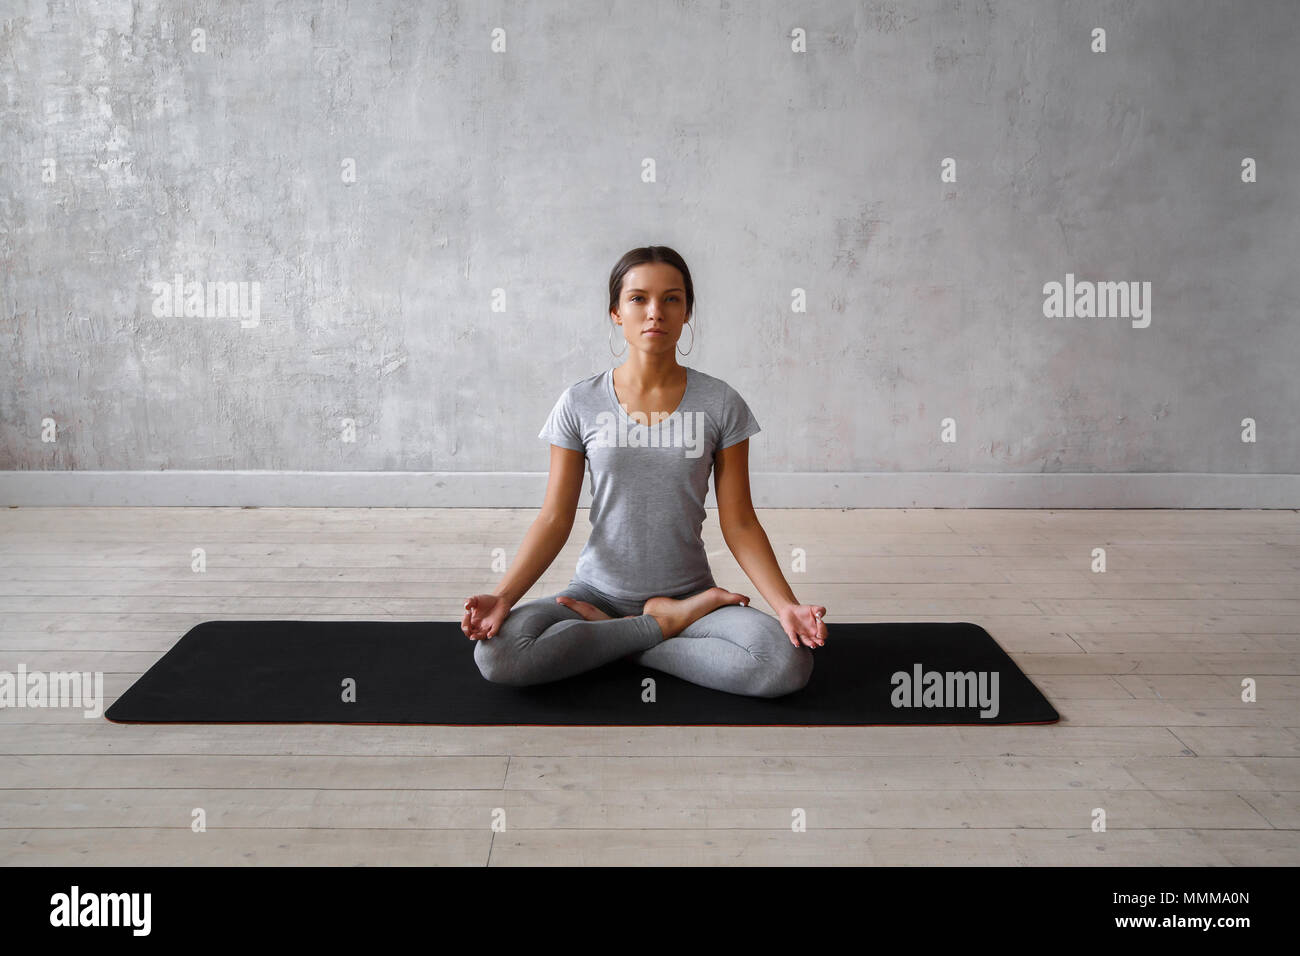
[1,506,1297,866]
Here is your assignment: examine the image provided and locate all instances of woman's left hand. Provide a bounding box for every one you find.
[777,604,827,649]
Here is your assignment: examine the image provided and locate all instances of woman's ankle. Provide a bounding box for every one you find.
[644,612,669,641]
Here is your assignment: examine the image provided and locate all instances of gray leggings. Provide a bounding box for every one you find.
[473,578,814,698]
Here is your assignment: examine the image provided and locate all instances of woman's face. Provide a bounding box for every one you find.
[612,263,689,354]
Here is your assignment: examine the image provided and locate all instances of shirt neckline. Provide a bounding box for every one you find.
[606,366,694,430]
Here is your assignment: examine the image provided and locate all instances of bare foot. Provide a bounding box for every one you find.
[555,596,612,621]
[642,586,750,640]
[555,596,639,622]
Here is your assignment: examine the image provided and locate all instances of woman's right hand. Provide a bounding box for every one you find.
[462,594,509,640]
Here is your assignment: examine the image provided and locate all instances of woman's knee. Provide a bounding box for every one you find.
[472,631,526,684]
[751,619,815,697]
[758,643,814,697]
[472,599,567,685]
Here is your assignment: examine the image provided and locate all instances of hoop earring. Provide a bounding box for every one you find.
[677,321,695,356]
[608,321,627,357]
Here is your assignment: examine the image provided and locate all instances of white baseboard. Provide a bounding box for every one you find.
[1,471,1296,508]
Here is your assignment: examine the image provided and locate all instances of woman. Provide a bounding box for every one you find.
[462,246,828,698]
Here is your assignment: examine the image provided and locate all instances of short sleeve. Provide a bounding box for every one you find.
[537,388,585,452]
[719,385,761,449]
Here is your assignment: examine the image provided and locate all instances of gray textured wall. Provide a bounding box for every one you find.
[2,0,1297,482]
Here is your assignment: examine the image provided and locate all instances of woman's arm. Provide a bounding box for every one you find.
[491,511,575,607]
[721,520,800,614]
[714,439,797,612]
[715,439,827,648]
[492,445,584,606]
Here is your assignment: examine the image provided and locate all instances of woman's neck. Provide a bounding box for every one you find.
[615,355,686,392]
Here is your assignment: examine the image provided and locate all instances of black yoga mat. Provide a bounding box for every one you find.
[104,619,1058,726]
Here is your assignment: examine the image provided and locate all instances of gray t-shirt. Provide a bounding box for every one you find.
[538,365,761,601]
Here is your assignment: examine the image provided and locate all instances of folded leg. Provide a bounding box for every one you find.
[627,603,814,698]
[473,584,663,687]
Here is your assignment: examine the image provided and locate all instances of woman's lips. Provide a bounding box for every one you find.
[643,330,665,336]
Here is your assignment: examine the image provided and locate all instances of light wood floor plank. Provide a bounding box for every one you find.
[2,828,489,865]
[0,787,1274,830]
[0,723,1205,757]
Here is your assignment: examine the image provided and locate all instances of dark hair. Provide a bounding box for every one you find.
[607,246,696,320]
